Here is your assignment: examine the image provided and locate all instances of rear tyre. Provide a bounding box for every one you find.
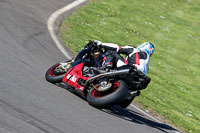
[45,60,72,83]
[87,80,128,109]
[118,96,135,108]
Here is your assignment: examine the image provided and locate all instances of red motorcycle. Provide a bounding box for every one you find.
[45,49,150,109]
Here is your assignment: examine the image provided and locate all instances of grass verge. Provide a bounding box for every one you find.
[60,0,200,132]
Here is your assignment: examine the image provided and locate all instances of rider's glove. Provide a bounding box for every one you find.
[86,40,102,49]
[85,45,91,50]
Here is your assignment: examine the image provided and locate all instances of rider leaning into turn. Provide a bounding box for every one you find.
[92,40,155,90]
[62,40,155,75]
[93,40,155,75]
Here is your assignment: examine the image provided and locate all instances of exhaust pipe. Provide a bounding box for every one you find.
[84,69,130,87]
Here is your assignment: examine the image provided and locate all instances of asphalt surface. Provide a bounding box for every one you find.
[0,0,178,133]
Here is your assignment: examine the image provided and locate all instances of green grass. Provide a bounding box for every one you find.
[60,0,200,132]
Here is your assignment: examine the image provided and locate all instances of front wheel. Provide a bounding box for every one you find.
[45,60,72,83]
[87,80,128,109]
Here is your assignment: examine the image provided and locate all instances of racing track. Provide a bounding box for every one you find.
[0,0,178,133]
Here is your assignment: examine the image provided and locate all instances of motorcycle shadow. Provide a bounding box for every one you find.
[102,105,178,133]
[57,83,178,132]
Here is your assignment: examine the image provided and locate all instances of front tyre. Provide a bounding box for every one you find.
[87,80,128,109]
[45,60,72,83]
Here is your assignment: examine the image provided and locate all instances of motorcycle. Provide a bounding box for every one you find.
[45,45,150,109]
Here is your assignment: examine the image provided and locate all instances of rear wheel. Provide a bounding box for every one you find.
[118,96,135,108]
[87,80,128,109]
[45,60,72,83]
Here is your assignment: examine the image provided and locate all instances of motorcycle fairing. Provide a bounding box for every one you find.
[62,63,89,91]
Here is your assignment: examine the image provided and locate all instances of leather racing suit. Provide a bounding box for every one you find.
[98,41,154,75]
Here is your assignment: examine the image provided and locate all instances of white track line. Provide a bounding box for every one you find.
[130,104,179,133]
[47,1,179,132]
[130,104,161,123]
[47,0,87,59]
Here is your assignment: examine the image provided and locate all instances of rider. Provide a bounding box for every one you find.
[93,40,155,90]
[61,40,155,75]
[93,40,155,75]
